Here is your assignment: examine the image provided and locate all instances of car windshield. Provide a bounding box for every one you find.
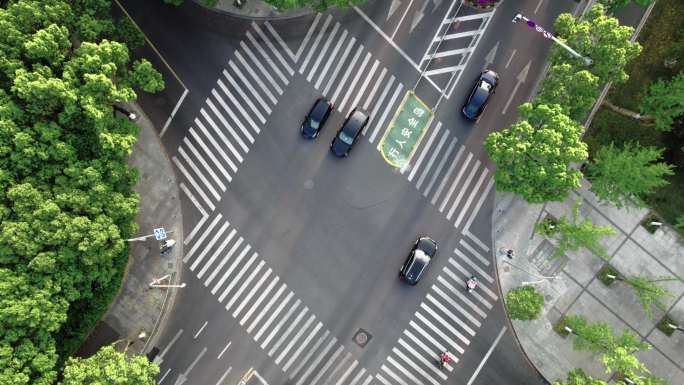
[338,131,354,145]
[465,103,479,116]
[309,118,320,129]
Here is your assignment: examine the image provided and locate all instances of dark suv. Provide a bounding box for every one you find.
[399,237,437,285]
[462,70,499,120]
[301,97,333,139]
[330,108,369,157]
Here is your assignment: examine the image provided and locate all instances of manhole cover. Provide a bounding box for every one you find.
[353,329,372,348]
[304,179,314,190]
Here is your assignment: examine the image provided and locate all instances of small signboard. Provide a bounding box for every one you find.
[378,91,433,169]
[153,227,167,241]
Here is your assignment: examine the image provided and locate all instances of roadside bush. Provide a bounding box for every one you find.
[505,285,545,320]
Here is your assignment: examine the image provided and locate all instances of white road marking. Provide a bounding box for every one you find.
[158,368,171,384]
[454,169,489,228]
[275,314,315,365]
[182,213,222,263]
[253,22,295,76]
[391,0,416,39]
[346,367,367,385]
[443,265,492,309]
[424,47,472,61]
[446,12,493,23]
[240,276,279,326]
[183,137,227,192]
[439,152,472,212]
[174,155,215,213]
[268,306,308,357]
[247,283,286,334]
[232,268,272,318]
[459,239,489,266]
[331,45,364,104]
[466,327,507,385]
[335,361,359,385]
[300,15,333,74]
[416,130,449,189]
[223,67,270,117]
[180,182,207,220]
[294,13,322,62]
[161,89,188,137]
[240,41,283,95]
[307,23,341,82]
[323,37,357,96]
[439,30,480,41]
[194,118,239,172]
[224,258,264,310]
[315,29,349,90]
[362,67,387,112]
[282,321,323,372]
[178,146,220,200]
[295,337,337,385]
[254,291,293,342]
[415,311,463,353]
[199,109,244,163]
[437,274,488,317]
[217,341,232,359]
[370,82,403,146]
[205,238,245,287]
[189,128,232,182]
[446,160,480,220]
[208,89,256,144]
[288,329,330,378]
[235,51,278,105]
[308,345,344,385]
[214,83,260,137]
[392,347,439,385]
[366,75,395,140]
[217,251,258,302]
[430,145,464,205]
[426,294,475,336]
[350,59,379,112]
[261,299,301,349]
[322,352,353,385]
[338,51,371,112]
[424,64,464,77]
[505,49,516,69]
[157,329,183,362]
[190,222,229,272]
[422,137,457,198]
[193,321,208,339]
[410,320,447,354]
[398,337,447,380]
[223,70,266,124]
[407,122,442,181]
[534,0,544,14]
[246,30,289,86]
[215,367,232,385]
[420,302,470,345]
[376,373,393,385]
[452,249,494,284]
[432,284,481,327]
[382,363,410,385]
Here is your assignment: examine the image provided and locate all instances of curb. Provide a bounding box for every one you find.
[190,0,313,21]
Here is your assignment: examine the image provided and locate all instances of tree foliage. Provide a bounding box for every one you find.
[622,276,678,320]
[536,200,616,259]
[505,285,545,321]
[640,72,684,131]
[0,0,163,383]
[553,4,642,84]
[598,0,655,12]
[60,345,159,385]
[554,369,608,385]
[587,142,674,208]
[485,103,588,203]
[537,64,600,121]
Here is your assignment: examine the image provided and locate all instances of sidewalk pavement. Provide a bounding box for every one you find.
[493,181,684,385]
[77,102,185,358]
[192,0,312,19]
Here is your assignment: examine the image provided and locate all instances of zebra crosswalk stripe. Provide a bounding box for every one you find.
[307,23,341,83]
[338,51,371,112]
[206,238,246,288]
[257,22,295,75]
[323,37,356,96]
[183,214,222,263]
[173,156,215,212]
[268,306,308,357]
[206,98,250,152]
[333,357,358,385]
[178,146,221,201]
[240,41,283,95]
[331,45,364,105]
[240,275,279,326]
[194,118,239,172]
[423,137,457,198]
[398,337,447,380]
[362,67,387,112]
[288,329,330,378]
[183,137,227,192]
[315,29,348,90]
[350,58,379,112]
[232,268,272,318]
[218,252,258,302]
[347,368,367,385]
[300,15,333,74]
[446,160,480,220]
[382,363,410,385]
[295,337,337,385]
[366,75,395,141]
[214,83,260,138]
[282,321,323,372]
[246,30,289,86]
[254,291,293,342]
[275,314,315,365]
[437,275,488,317]
[420,302,470,345]
[392,347,439,385]
[308,345,344,385]
[224,259,264,310]
[416,130,449,190]
[221,70,269,119]
[188,127,232,181]
[235,51,278,105]
[426,294,476,336]
[190,222,229,272]
[431,285,481,327]
[431,145,464,205]
[247,283,286,334]
[443,264,492,309]
[199,109,244,163]
[407,122,442,181]
[453,168,489,228]
[260,298,301,349]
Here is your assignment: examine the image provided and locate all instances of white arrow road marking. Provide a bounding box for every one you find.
[502,60,531,114]
[153,329,183,365]
[483,41,498,70]
[174,347,207,385]
[410,0,430,33]
[387,0,402,20]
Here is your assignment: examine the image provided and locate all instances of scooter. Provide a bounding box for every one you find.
[466,276,478,293]
[436,351,451,369]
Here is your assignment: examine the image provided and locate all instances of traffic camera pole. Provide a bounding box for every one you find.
[512,13,593,66]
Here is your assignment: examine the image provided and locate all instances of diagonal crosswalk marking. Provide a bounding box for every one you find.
[453,169,489,228]
[392,347,439,385]
[232,268,272,318]
[190,222,229,272]
[362,67,387,112]
[240,275,279,326]
[247,283,286,334]
[426,294,475,336]
[268,306,308,357]
[338,52,372,112]
[323,352,353,385]
[282,321,323,372]
[223,66,271,116]
[423,137,457,198]
[289,329,330,378]
[432,284,481,327]
[309,346,345,385]
[323,37,356,96]
[438,152,472,212]
[246,30,289,86]
[240,40,283,95]
[183,214,222,263]
[199,109,244,163]
[294,13,322,62]
[437,275,487,317]
[178,146,221,201]
[295,337,337,385]
[235,51,278,105]
[307,22,341,82]
[407,121,442,180]
[224,258,264,310]
[254,291,293,342]
[205,237,244,286]
[275,314,315,365]
[300,14,333,74]
[218,251,258,302]
[398,337,447,380]
[315,29,348,90]
[260,298,300,349]
[209,90,255,145]
[444,262,493,308]
[446,160,480,220]
[416,130,449,190]
[331,45,364,104]
[183,137,227,192]
[189,127,233,181]
[194,118,238,172]
[262,21,296,69]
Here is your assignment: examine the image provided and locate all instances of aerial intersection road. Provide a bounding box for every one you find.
[119,0,577,384]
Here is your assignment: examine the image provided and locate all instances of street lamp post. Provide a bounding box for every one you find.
[512,13,593,66]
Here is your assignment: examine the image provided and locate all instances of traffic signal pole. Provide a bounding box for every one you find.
[512,13,593,66]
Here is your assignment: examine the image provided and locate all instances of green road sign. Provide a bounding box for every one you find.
[378,91,433,168]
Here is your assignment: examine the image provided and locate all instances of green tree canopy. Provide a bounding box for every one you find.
[598,0,655,12]
[587,142,674,208]
[553,4,642,84]
[537,64,600,121]
[60,345,159,385]
[554,369,608,385]
[639,72,684,131]
[505,285,545,320]
[536,199,616,259]
[485,102,588,203]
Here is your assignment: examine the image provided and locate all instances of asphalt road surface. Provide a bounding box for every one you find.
[118,0,578,384]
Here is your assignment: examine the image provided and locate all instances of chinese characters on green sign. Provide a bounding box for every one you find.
[379,92,434,168]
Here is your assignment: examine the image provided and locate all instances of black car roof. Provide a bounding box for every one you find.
[311,99,330,119]
[343,110,368,135]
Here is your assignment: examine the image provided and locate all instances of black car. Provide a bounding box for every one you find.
[301,97,333,139]
[399,237,437,285]
[330,108,369,157]
[462,70,499,120]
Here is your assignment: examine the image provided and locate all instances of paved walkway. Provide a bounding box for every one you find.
[493,180,684,384]
[77,102,185,357]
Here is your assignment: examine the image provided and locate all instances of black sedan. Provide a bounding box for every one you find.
[462,70,499,120]
[301,97,333,139]
[330,108,368,157]
[399,237,438,285]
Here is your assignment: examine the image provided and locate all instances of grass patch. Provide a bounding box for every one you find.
[597,264,619,286]
[586,0,684,238]
[657,314,677,336]
[554,316,572,338]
